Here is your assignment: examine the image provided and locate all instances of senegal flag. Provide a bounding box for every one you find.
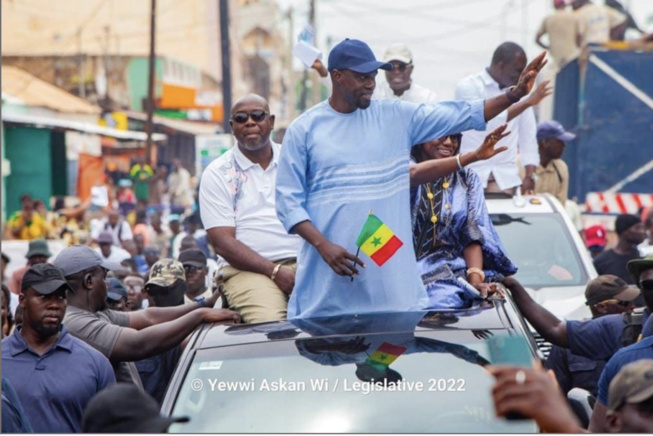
[355,214,403,266]
[368,342,407,367]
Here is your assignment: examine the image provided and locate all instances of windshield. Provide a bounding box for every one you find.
[490,213,587,288]
[168,329,536,433]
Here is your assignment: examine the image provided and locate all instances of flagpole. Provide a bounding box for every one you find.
[352,210,373,282]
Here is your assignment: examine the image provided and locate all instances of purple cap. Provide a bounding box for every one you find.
[536,120,576,142]
[328,39,392,73]
[97,231,114,245]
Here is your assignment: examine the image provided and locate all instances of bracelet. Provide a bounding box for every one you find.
[194,296,207,308]
[270,264,282,281]
[505,86,521,103]
[456,154,463,170]
[466,267,485,282]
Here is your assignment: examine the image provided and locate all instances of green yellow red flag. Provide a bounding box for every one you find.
[368,342,407,367]
[355,214,403,266]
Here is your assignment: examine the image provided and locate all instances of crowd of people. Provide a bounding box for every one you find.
[2,1,653,431]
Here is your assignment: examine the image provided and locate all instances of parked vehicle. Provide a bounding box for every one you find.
[554,46,653,215]
[486,193,596,355]
[162,297,539,433]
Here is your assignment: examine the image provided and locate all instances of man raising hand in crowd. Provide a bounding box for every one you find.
[54,245,239,387]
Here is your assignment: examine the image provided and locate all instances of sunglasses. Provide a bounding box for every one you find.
[125,283,143,293]
[599,299,633,307]
[446,134,463,143]
[389,62,412,72]
[183,265,203,273]
[640,279,653,291]
[231,110,268,124]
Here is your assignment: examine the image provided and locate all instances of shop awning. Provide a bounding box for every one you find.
[3,112,167,142]
[125,110,220,135]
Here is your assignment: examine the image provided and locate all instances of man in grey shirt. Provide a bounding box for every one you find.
[55,246,239,387]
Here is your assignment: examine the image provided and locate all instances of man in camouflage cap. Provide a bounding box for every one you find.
[144,259,188,308]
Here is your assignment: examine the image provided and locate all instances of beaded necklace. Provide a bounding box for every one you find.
[423,175,451,246]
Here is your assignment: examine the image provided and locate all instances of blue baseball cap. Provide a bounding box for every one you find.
[107,278,128,301]
[536,120,576,142]
[328,39,392,74]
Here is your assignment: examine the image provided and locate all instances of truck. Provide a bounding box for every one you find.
[553,44,653,216]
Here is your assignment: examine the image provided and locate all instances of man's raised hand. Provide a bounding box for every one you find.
[514,51,548,98]
[473,124,510,161]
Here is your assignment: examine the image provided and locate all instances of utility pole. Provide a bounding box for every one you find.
[220,0,233,134]
[286,7,296,121]
[77,29,85,99]
[145,0,157,166]
[309,0,320,106]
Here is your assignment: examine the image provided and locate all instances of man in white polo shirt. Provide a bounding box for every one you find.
[199,94,301,323]
[373,43,438,104]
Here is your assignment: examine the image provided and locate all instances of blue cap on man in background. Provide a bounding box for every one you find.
[536,120,576,142]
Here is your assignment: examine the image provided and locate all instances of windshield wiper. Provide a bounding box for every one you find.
[491,214,531,227]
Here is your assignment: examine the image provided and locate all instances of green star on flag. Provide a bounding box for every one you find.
[355,214,403,266]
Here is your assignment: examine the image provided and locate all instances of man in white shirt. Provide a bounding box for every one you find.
[90,209,133,247]
[199,94,302,323]
[95,231,131,264]
[373,44,438,104]
[572,0,626,48]
[168,159,193,211]
[170,213,205,260]
[456,42,548,194]
[178,249,214,304]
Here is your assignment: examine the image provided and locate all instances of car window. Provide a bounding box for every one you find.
[168,330,537,433]
[491,213,587,288]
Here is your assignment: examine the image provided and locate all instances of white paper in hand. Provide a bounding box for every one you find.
[293,40,322,68]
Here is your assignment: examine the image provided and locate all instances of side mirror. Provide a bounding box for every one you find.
[567,387,594,429]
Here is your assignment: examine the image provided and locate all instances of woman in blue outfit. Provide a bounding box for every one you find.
[410,129,518,309]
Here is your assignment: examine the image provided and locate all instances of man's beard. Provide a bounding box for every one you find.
[34,320,61,337]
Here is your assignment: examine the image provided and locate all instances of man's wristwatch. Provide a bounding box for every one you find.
[194,296,207,307]
[505,86,521,103]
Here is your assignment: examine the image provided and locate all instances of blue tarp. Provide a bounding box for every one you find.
[554,48,653,202]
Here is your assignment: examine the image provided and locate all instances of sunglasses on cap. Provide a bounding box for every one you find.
[231,110,268,124]
[389,62,411,72]
[640,279,653,291]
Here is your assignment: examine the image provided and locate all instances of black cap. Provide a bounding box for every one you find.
[82,384,189,433]
[178,249,207,267]
[615,214,641,235]
[21,264,72,295]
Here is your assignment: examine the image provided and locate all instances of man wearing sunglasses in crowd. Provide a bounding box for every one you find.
[545,275,639,398]
[373,43,438,105]
[504,272,645,365]
[199,94,302,323]
[588,255,653,432]
[178,249,213,304]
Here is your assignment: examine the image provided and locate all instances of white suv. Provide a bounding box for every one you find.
[485,193,595,346]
